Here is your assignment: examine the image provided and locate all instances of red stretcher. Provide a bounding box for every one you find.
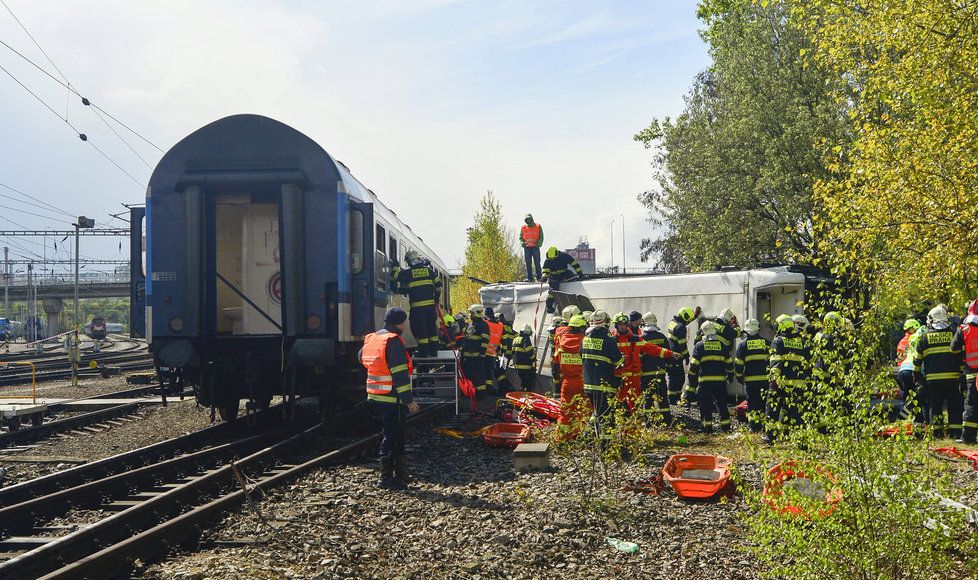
[933,447,978,470]
[661,454,733,499]
[482,423,531,448]
[763,461,843,519]
[504,391,562,420]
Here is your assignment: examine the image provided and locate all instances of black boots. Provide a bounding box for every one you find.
[376,455,410,490]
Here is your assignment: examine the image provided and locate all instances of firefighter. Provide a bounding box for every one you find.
[765,314,811,442]
[396,250,441,357]
[582,310,624,440]
[668,306,699,405]
[611,312,643,411]
[688,321,734,433]
[462,304,490,393]
[547,315,566,352]
[913,305,964,439]
[735,318,769,432]
[950,307,978,443]
[553,314,589,430]
[358,307,419,490]
[628,311,643,336]
[695,308,739,359]
[541,246,583,314]
[897,320,926,423]
[640,312,681,425]
[555,305,581,350]
[484,308,507,394]
[520,213,544,282]
[441,314,458,350]
[511,324,537,391]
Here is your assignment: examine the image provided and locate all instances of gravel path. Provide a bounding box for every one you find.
[0,373,146,399]
[0,397,211,484]
[142,409,760,580]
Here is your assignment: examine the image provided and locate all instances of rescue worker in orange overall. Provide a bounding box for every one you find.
[553,314,590,432]
[951,300,978,443]
[611,312,644,412]
[484,308,506,394]
[358,307,419,490]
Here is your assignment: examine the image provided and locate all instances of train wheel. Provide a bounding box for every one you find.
[218,404,239,422]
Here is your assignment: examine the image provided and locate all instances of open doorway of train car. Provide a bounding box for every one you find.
[212,193,283,335]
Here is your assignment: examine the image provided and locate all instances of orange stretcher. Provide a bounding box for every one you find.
[661,454,733,499]
[504,391,562,420]
[482,423,531,448]
[763,460,843,519]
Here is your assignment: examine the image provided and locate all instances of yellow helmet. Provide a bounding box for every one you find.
[613,312,629,325]
[568,315,587,328]
[546,246,559,259]
[678,307,695,323]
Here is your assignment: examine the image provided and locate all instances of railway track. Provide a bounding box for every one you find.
[0,401,450,579]
[0,348,155,386]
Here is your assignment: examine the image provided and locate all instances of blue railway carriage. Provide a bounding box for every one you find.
[129,115,450,420]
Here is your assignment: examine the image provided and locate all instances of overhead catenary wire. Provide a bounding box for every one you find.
[0,180,78,219]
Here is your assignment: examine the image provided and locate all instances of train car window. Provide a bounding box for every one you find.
[389,236,398,262]
[376,224,386,257]
[375,224,387,292]
[349,211,363,274]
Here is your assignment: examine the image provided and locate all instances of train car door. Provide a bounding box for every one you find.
[349,201,375,337]
[129,206,147,338]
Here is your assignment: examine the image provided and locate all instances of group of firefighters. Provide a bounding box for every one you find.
[359,235,978,489]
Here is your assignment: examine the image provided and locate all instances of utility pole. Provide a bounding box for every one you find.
[3,246,8,318]
[73,216,95,328]
[620,214,625,275]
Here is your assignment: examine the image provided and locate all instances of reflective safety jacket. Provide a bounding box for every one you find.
[688,337,733,388]
[913,325,962,382]
[511,332,536,370]
[542,251,583,281]
[520,223,543,248]
[612,328,642,380]
[463,316,490,358]
[553,328,585,381]
[486,320,504,356]
[360,329,413,404]
[951,323,978,376]
[582,326,624,394]
[769,331,811,387]
[640,328,669,379]
[735,334,770,383]
[501,321,516,357]
[667,316,690,361]
[396,261,441,308]
[695,317,738,357]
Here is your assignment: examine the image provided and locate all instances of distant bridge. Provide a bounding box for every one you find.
[3,282,130,301]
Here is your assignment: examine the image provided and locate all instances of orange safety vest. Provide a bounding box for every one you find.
[554,331,584,380]
[521,224,542,248]
[362,331,413,396]
[486,321,504,356]
[965,325,978,370]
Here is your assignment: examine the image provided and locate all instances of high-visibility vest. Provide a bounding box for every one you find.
[554,331,584,379]
[521,224,542,248]
[362,331,413,396]
[965,325,978,370]
[486,320,504,356]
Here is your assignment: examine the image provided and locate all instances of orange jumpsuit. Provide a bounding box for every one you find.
[612,328,643,408]
[553,328,590,427]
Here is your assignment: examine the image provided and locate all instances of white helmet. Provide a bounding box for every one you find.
[522,323,533,334]
[719,308,735,324]
[468,304,485,318]
[928,304,949,325]
[561,305,582,320]
[792,314,810,330]
[743,318,760,335]
[642,312,658,327]
[405,249,420,263]
[700,320,718,337]
[589,310,610,326]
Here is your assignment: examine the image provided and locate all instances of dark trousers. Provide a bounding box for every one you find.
[641,373,671,424]
[374,401,407,460]
[666,364,685,404]
[927,378,964,438]
[744,380,767,432]
[587,389,615,441]
[545,279,561,313]
[517,369,536,392]
[962,373,978,443]
[697,380,731,431]
[524,246,541,281]
[462,356,486,391]
[897,369,926,422]
[488,356,510,394]
[409,305,438,357]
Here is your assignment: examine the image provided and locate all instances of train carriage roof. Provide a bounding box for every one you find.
[148,114,447,272]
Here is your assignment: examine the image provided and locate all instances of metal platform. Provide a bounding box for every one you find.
[0,404,48,418]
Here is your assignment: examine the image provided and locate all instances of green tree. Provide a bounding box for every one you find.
[634,0,848,272]
[451,191,523,310]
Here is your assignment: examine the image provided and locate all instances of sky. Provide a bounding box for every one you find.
[0,0,710,276]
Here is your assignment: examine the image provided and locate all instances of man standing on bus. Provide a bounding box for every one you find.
[520,213,544,282]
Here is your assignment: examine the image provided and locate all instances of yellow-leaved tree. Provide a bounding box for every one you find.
[790,0,978,316]
[450,191,523,311]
